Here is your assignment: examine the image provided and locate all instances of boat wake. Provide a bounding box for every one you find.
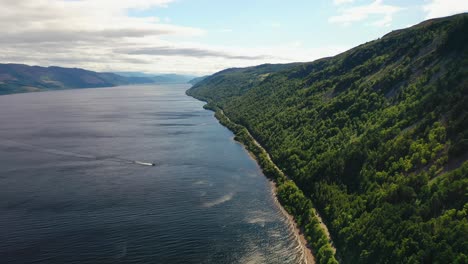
[134,161,155,166]
[0,139,156,167]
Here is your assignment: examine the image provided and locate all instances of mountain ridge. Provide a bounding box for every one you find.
[0,63,191,95]
[115,72,197,84]
[188,13,468,263]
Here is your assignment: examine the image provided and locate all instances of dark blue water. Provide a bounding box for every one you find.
[0,85,305,263]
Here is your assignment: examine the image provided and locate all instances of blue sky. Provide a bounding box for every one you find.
[1,0,467,75]
[132,0,426,48]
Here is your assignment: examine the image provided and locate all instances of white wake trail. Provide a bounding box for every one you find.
[0,139,156,167]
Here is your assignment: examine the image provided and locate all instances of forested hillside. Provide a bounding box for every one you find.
[188,13,468,263]
[0,64,156,95]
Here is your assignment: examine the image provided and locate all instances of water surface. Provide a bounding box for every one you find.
[0,85,304,263]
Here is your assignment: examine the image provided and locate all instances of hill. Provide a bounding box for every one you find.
[0,64,154,95]
[188,76,209,85]
[187,13,468,263]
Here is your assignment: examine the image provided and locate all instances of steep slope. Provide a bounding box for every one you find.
[0,64,155,95]
[188,13,468,263]
[190,63,302,104]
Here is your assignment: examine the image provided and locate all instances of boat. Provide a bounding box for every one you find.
[134,161,156,166]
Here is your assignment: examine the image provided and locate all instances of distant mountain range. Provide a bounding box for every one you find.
[0,64,199,95]
[114,72,198,84]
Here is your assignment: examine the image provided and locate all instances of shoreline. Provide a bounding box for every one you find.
[269,180,316,264]
[237,138,315,263]
[187,96,338,263]
[230,127,316,263]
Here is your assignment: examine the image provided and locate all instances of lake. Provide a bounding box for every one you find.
[0,84,305,263]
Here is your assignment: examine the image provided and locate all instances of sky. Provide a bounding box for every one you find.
[1,0,467,75]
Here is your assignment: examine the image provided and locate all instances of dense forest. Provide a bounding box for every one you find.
[187,13,468,263]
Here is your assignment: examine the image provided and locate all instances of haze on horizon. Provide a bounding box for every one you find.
[1,0,467,75]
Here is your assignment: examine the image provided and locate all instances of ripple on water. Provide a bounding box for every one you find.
[0,85,305,264]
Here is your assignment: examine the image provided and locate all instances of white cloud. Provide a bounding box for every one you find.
[423,0,468,19]
[333,0,355,5]
[0,0,203,37]
[329,0,402,27]
[0,0,351,75]
[113,46,273,60]
[260,20,282,29]
[218,28,233,33]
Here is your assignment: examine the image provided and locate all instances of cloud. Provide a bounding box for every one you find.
[423,0,468,19]
[0,0,211,74]
[218,29,233,33]
[0,0,203,38]
[329,0,402,27]
[0,27,203,45]
[115,47,272,60]
[260,20,282,29]
[333,0,355,5]
[0,0,352,75]
[270,22,282,29]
